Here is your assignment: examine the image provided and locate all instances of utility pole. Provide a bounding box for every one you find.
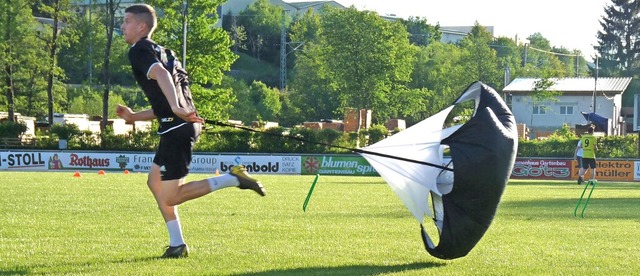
[182,0,188,69]
[279,9,287,90]
[593,56,598,116]
[523,43,528,66]
[88,2,93,84]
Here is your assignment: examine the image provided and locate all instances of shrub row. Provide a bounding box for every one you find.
[3,122,390,153]
[3,121,639,158]
[517,125,639,158]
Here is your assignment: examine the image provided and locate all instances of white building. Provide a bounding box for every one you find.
[217,0,344,27]
[502,77,632,137]
[440,26,494,44]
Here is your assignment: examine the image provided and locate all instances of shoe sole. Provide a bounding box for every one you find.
[161,245,189,258]
[233,174,266,196]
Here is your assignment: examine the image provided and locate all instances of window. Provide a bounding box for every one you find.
[533,105,546,115]
[560,105,574,115]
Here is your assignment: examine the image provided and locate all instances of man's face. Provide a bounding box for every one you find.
[121,13,143,45]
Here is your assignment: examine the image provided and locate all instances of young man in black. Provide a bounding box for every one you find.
[117,4,266,258]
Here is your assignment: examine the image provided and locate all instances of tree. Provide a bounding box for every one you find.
[67,88,124,118]
[522,33,567,78]
[236,0,287,63]
[596,0,640,77]
[39,0,75,127]
[409,42,466,119]
[288,10,335,123]
[146,0,238,120]
[398,16,441,46]
[492,36,522,86]
[288,41,339,123]
[458,22,502,89]
[59,7,132,86]
[0,0,36,122]
[97,0,122,134]
[249,81,281,121]
[319,7,414,123]
[289,9,321,46]
[528,77,560,129]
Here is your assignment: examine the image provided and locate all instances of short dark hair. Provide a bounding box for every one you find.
[124,4,157,33]
[587,125,595,134]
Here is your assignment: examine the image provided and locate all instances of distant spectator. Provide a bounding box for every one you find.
[574,137,583,184]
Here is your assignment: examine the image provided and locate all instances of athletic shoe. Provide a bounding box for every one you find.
[161,244,189,258]
[577,176,583,185]
[231,165,266,196]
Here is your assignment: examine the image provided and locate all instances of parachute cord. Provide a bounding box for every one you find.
[203,119,453,172]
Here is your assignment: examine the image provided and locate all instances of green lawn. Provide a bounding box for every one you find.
[1,172,639,275]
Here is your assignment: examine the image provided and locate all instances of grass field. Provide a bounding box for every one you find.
[1,171,639,275]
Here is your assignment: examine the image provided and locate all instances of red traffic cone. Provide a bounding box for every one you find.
[73,171,81,177]
[98,170,106,175]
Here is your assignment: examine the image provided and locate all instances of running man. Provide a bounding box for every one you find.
[118,4,266,258]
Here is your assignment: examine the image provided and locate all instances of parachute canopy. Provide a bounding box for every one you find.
[359,81,518,259]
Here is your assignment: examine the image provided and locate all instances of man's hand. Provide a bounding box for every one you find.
[116,104,134,122]
[171,106,204,124]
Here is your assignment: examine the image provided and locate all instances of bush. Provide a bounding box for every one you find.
[0,121,28,138]
[365,124,389,145]
[49,123,81,140]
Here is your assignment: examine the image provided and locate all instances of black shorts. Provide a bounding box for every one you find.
[581,158,596,170]
[153,123,201,181]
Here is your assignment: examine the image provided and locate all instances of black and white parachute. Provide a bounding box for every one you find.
[359,81,518,260]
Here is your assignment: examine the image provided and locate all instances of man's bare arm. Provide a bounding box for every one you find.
[148,64,203,123]
[116,105,156,122]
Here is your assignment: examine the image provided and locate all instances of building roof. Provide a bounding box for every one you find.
[503,77,632,94]
[286,1,343,9]
[441,26,494,36]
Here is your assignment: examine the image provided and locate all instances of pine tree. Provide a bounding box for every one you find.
[596,0,640,77]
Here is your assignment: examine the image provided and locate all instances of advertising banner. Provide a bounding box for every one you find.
[118,153,302,174]
[508,158,635,181]
[0,151,301,175]
[0,151,51,171]
[572,160,634,182]
[2,150,639,182]
[300,155,378,176]
[46,152,129,171]
[510,159,572,180]
[634,161,640,181]
[212,155,301,175]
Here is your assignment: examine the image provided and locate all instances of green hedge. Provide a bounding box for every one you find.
[517,134,639,158]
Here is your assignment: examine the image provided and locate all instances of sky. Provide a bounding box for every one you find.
[289,0,611,59]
